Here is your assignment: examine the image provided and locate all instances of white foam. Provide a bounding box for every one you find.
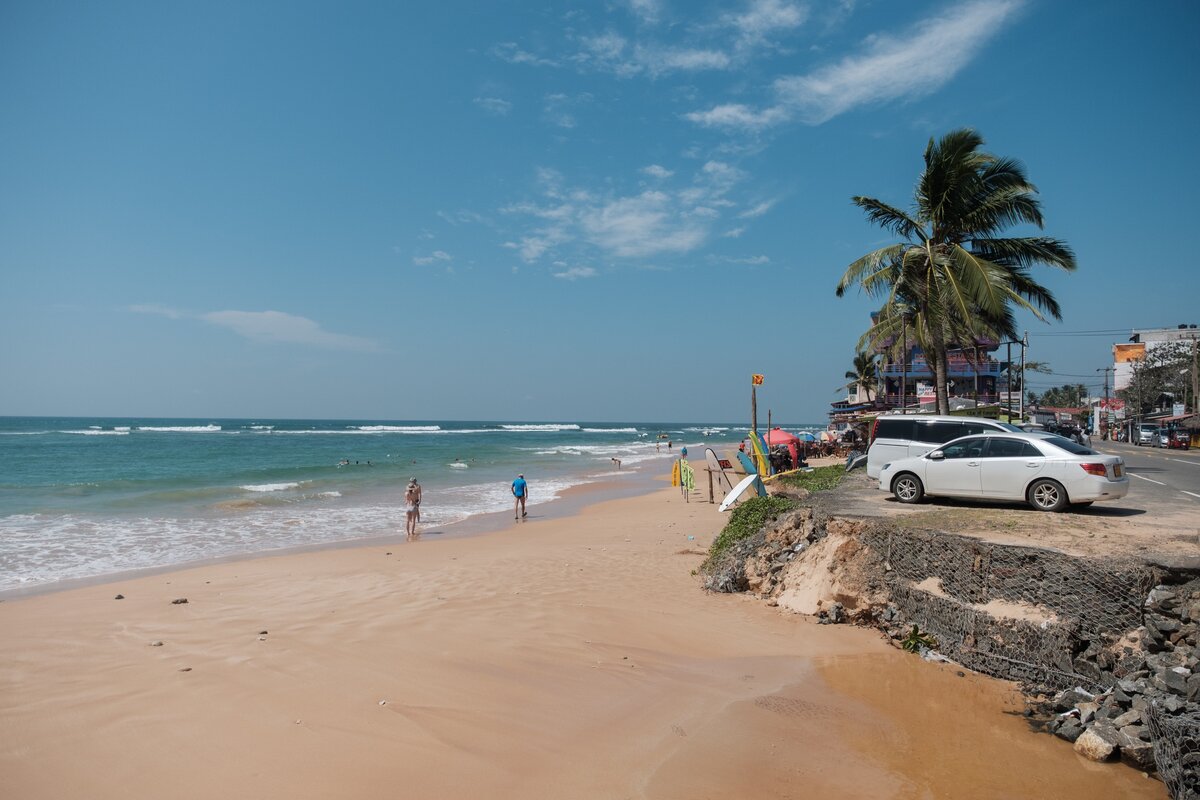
[136,425,222,433]
[581,427,639,433]
[62,429,130,436]
[353,425,441,432]
[448,463,469,469]
[114,426,131,432]
[499,424,581,432]
[240,482,302,492]
[249,425,274,431]
[318,491,342,498]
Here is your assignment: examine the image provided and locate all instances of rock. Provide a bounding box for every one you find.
[1163,669,1189,695]
[1118,739,1157,771]
[171,598,188,605]
[1073,726,1118,762]
[1054,718,1085,744]
[178,667,192,672]
[1146,586,1180,612]
[114,594,125,600]
[1119,724,1152,744]
[259,630,268,635]
[1110,709,1141,729]
[150,640,163,647]
[1076,702,1099,724]
[1188,673,1200,702]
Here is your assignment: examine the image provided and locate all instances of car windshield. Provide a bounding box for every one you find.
[1037,434,1097,455]
[996,423,1024,432]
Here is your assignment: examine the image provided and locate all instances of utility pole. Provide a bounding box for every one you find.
[900,318,908,415]
[1096,366,1113,439]
[1019,331,1028,422]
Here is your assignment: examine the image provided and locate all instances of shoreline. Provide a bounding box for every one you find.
[0,484,1160,798]
[0,457,677,602]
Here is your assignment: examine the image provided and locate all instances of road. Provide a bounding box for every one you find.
[1092,439,1200,509]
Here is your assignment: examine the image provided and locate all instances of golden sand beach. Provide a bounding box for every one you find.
[0,485,1163,799]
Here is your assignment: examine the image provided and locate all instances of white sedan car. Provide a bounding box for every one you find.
[878,432,1128,512]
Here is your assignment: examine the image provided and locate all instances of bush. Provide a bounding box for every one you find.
[777,465,844,493]
[704,494,797,570]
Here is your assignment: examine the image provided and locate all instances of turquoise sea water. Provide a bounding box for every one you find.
[0,417,824,593]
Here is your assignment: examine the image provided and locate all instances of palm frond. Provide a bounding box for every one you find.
[850,196,925,241]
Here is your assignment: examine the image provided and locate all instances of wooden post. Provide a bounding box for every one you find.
[707,468,714,504]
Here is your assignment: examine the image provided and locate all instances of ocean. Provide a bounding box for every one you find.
[0,417,824,593]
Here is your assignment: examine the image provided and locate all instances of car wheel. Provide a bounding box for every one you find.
[1028,479,1068,512]
[892,473,924,504]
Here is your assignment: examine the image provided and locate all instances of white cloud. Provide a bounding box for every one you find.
[501,160,751,262]
[412,250,452,266]
[626,0,663,24]
[492,42,557,67]
[774,0,1023,124]
[639,46,731,75]
[738,200,775,218]
[200,310,378,351]
[723,226,746,238]
[686,0,1021,130]
[553,266,598,280]
[473,96,513,115]
[684,102,789,131]
[729,255,770,265]
[725,0,808,46]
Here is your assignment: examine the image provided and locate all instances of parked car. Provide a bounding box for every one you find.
[878,432,1128,512]
[1158,429,1171,448]
[1138,424,1159,446]
[1169,430,1191,450]
[866,415,1024,479]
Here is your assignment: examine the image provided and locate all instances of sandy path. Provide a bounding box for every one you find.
[0,487,1162,799]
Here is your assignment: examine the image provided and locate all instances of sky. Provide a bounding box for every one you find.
[2,0,1197,423]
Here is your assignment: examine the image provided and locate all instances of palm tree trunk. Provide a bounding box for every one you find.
[933,347,950,415]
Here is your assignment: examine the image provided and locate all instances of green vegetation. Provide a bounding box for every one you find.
[703,495,797,570]
[777,465,844,493]
[837,128,1075,415]
[900,625,938,653]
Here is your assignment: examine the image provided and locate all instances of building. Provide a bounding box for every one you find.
[1113,324,1199,391]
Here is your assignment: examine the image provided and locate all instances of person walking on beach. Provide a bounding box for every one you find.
[511,473,528,521]
[405,477,422,539]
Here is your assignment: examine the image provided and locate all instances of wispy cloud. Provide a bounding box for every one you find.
[776,0,1023,124]
[687,0,1022,130]
[738,200,776,218]
[492,42,558,67]
[685,102,788,131]
[473,96,513,115]
[641,164,674,179]
[553,265,598,280]
[131,305,378,351]
[201,311,378,351]
[723,0,808,47]
[723,226,747,238]
[413,250,452,266]
[626,0,663,25]
[501,160,747,262]
[728,255,770,265]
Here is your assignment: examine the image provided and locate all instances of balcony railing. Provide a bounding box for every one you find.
[880,359,1002,378]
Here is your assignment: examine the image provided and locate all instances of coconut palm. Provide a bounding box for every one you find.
[842,350,877,401]
[836,129,1076,414]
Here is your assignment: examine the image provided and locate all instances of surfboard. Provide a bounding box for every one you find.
[748,430,770,476]
[719,473,763,511]
[670,460,681,487]
[705,447,736,496]
[736,450,757,476]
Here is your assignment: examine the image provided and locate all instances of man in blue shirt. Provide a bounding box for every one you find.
[511,474,528,520]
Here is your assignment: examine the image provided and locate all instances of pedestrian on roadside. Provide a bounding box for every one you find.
[512,473,528,520]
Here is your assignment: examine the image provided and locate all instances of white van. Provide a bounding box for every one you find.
[866,415,1024,478]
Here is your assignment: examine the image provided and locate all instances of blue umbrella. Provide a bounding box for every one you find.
[796,432,817,442]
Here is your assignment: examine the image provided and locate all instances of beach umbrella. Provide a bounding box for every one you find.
[795,431,817,442]
[819,431,835,442]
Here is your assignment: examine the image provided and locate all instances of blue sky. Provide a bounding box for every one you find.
[2,0,1196,423]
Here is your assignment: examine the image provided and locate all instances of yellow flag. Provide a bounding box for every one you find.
[751,374,765,385]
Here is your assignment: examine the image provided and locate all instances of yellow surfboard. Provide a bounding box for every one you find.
[748,430,769,477]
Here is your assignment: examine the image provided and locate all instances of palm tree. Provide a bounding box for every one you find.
[843,350,877,401]
[836,129,1076,414]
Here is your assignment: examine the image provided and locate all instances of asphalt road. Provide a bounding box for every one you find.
[1092,439,1200,509]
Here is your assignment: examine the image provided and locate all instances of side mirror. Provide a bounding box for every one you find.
[928,451,945,461]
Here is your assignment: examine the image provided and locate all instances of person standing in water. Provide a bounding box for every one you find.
[511,473,528,520]
[405,478,422,539]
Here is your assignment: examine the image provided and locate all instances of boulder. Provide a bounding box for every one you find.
[1074,727,1117,762]
[1118,740,1158,772]
[1054,718,1085,744]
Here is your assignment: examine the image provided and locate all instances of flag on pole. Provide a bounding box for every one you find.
[751,374,764,385]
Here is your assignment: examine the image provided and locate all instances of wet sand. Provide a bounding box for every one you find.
[0,487,1163,799]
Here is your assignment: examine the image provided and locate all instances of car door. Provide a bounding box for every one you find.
[923,436,986,497]
[980,438,1045,499]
